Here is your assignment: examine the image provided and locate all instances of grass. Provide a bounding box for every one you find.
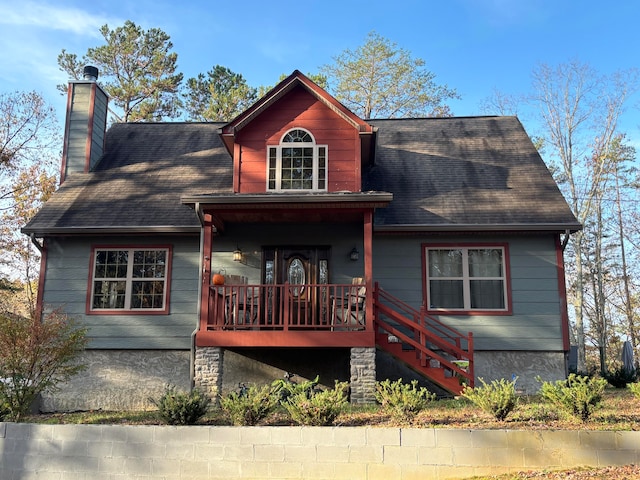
[20,386,640,429]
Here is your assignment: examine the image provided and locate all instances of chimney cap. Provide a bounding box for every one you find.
[83,66,99,81]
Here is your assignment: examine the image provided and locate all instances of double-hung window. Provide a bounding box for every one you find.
[425,244,510,313]
[267,129,327,191]
[89,247,171,313]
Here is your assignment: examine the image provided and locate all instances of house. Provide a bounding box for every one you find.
[23,68,581,411]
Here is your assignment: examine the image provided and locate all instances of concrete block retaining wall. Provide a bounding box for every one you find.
[1,422,638,479]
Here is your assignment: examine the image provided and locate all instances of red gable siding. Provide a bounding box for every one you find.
[234,86,361,193]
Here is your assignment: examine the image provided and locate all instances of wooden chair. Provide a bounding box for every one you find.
[332,277,366,329]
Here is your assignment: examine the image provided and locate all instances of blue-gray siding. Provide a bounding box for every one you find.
[208,222,365,284]
[42,235,200,349]
[372,234,565,351]
[41,229,566,352]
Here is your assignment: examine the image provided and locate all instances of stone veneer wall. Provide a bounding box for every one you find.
[473,351,566,393]
[1,423,638,479]
[350,347,376,404]
[194,346,224,400]
[40,350,190,412]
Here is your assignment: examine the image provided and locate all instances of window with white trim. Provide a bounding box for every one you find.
[425,246,508,312]
[267,129,327,191]
[90,247,170,312]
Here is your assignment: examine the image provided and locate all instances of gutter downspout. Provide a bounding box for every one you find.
[30,233,44,253]
[190,202,203,389]
[560,229,572,251]
[30,234,46,322]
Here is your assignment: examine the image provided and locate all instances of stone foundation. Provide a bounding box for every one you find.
[40,350,190,412]
[39,348,566,412]
[350,347,376,404]
[473,351,567,393]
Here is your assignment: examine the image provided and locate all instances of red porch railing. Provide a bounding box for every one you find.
[373,283,474,392]
[204,283,367,332]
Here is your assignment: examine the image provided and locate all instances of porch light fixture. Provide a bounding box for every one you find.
[233,247,243,262]
[349,247,359,262]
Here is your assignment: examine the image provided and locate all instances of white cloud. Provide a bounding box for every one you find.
[0,1,119,36]
[0,1,124,115]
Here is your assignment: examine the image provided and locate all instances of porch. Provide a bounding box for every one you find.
[195,282,375,347]
[195,282,475,394]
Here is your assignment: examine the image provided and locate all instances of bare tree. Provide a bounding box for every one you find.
[0,91,59,309]
[530,61,638,373]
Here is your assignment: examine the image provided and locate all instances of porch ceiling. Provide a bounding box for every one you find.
[208,208,365,224]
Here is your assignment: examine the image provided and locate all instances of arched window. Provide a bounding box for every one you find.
[267,128,327,191]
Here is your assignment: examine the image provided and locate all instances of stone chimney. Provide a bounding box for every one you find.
[60,66,108,183]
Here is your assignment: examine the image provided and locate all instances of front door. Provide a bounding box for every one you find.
[263,247,329,326]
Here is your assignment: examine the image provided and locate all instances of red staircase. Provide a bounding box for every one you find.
[373,283,474,395]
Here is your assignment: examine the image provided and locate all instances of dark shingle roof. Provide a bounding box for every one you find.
[365,116,579,230]
[24,122,232,234]
[23,116,579,235]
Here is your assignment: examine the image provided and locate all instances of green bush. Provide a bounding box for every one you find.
[375,378,436,423]
[460,377,518,421]
[538,374,608,422]
[605,366,637,388]
[270,374,320,402]
[282,381,348,426]
[628,382,640,399]
[220,384,279,426]
[151,385,210,425]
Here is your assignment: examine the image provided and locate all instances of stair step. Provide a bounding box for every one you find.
[375,330,469,396]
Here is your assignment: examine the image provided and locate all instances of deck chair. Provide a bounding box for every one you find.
[332,277,366,329]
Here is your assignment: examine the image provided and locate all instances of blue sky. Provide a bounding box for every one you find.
[0,0,638,143]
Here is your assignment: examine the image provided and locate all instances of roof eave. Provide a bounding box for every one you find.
[21,226,201,237]
[181,192,394,207]
[374,223,583,233]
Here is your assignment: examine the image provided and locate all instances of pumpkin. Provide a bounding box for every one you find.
[212,273,225,285]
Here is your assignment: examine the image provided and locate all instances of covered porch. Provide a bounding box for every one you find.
[182,192,393,349]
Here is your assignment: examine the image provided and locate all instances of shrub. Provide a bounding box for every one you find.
[0,309,87,421]
[605,366,637,388]
[282,381,348,426]
[270,374,320,402]
[375,378,436,423]
[628,382,640,399]
[220,384,279,426]
[151,385,210,425]
[538,374,608,422]
[461,377,518,421]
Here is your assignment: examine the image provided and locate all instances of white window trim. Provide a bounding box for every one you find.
[267,128,327,192]
[90,247,170,312]
[425,245,508,312]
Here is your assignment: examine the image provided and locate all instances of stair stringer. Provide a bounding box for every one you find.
[373,285,474,396]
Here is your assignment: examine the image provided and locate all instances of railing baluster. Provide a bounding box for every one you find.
[207,283,370,333]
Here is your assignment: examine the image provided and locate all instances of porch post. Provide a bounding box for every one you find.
[194,346,224,403]
[199,213,214,330]
[363,210,373,331]
[350,347,376,404]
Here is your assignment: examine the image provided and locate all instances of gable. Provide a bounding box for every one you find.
[233,85,363,193]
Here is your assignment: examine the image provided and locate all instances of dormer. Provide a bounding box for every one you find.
[219,71,375,194]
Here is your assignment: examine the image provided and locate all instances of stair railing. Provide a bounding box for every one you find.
[373,282,474,387]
